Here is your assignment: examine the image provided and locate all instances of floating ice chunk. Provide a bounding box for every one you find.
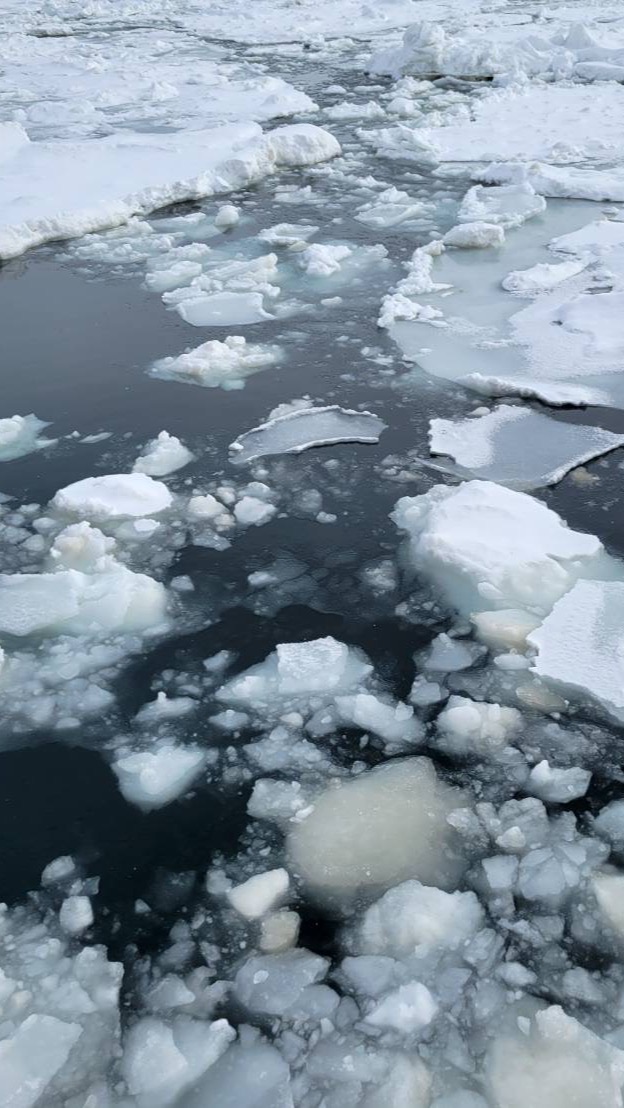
[229,406,386,465]
[593,872,624,941]
[436,696,522,758]
[233,949,331,1018]
[135,691,196,724]
[59,895,93,936]
[365,981,437,1034]
[41,855,77,887]
[526,760,591,804]
[595,801,624,849]
[297,242,352,276]
[356,186,427,229]
[458,184,546,230]
[112,745,206,811]
[378,239,447,329]
[266,123,341,167]
[181,1041,292,1108]
[233,496,277,526]
[424,632,484,673]
[335,692,422,749]
[288,757,467,900]
[177,290,272,327]
[121,1016,235,1108]
[428,406,624,490]
[358,880,483,956]
[50,522,114,571]
[260,910,300,954]
[478,159,624,203]
[528,580,624,722]
[443,222,504,249]
[502,258,588,294]
[258,222,319,246]
[188,494,222,521]
[214,204,239,230]
[0,414,55,461]
[219,636,373,711]
[392,481,603,618]
[0,1013,82,1108]
[326,100,385,121]
[227,868,289,920]
[53,473,172,520]
[133,431,194,477]
[0,562,167,637]
[152,335,280,391]
[486,1005,624,1108]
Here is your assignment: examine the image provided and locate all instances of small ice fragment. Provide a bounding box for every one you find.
[214,205,239,230]
[229,406,386,465]
[59,895,93,936]
[227,868,289,920]
[133,431,194,477]
[233,496,277,526]
[112,745,206,811]
[365,981,437,1033]
[443,222,504,249]
[151,336,280,391]
[260,910,301,953]
[0,414,55,461]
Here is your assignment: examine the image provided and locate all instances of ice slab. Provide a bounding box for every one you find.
[0,1014,82,1108]
[392,480,603,618]
[121,1016,235,1108]
[528,580,624,723]
[229,406,386,465]
[0,414,55,461]
[287,757,468,900]
[458,184,546,230]
[0,123,340,259]
[151,335,280,391]
[428,406,624,490]
[227,869,289,920]
[112,745,206,811]
[53,473,172,520]
[358,880,483,956]
[478,160,624,204]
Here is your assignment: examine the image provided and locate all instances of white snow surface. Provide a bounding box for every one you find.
[53,473,172,520]
[151,335,281,391]
[0,123,340,259]
[133,432,194,477]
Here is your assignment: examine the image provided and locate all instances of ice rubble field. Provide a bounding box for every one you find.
[7,1,624,1107]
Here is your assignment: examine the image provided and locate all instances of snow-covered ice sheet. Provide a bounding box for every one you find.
[229,406,387,465]
[0,123,340,259]
[428,405,624,489]
[529,580,624,723]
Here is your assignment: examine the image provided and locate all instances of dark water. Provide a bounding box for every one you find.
[2,49,624,993]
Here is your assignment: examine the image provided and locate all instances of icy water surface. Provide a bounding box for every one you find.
[4,10,624,1108]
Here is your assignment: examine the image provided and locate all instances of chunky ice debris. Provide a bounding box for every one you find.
[436,696,522,759]
[297,242,352,276]
[112,745,206,811]
[53,473,172,520]
[428,406,624,490]
[365,981,437,1034]
[0,414,55,461]
[151,335,280,391]
[229,406,386,465]
[0,542,167,638]
[335,692,422,750]
[486,1005,624,1108]
[233,948,334,1019]
[181,1040,292,1108]
[370,19,624,84]
[526,760,591,804]
[227,868,289,920]
[356,186,428,229]
[288,758,468,900]
[392,481,603,618]
[378,239,447,328]
[214,204,239,230]
[121,1016,235,1108]
[233,496,277,526]
[457,184,546,231]
[133,431,194,477]
[217,636,373,711]
[258,222,319,246]
[0,123,340,260]
[358,880,483,956]
[59,895,94,936]
[0,899,122,1106]
[528,580,624,723]
[443,222,504,249]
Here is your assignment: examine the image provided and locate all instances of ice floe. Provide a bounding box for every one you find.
[53,473,172,521]
[0,414,55,461]
[133,432,194,477]
[229,406,387,465]
[112,745,206,811]
[151,335,281,391]
[428,405,624,489]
